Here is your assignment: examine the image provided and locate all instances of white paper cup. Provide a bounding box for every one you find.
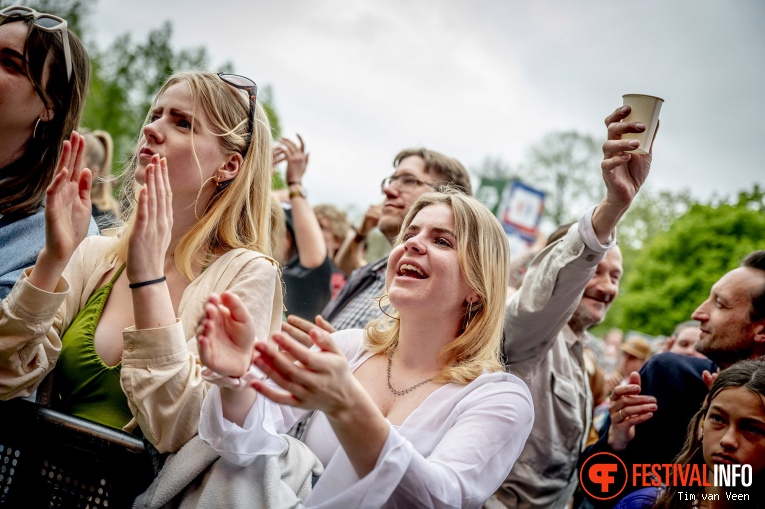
[621,94,664,155]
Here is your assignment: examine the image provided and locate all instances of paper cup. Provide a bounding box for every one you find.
[621,94,664,155]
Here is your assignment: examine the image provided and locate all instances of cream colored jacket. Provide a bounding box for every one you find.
[0,235,283,454]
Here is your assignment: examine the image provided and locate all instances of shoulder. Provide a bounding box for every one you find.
[641,351,716,380]
[329,328,367,361]
[613,486,661,509]
[211,249,280,278]
[455,371,534,413]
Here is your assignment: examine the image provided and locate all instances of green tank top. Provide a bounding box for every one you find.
[53,264,134,430]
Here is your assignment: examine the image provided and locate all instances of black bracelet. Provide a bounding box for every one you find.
[128,276,167,289]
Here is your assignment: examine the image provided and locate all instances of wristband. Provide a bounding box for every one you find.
[354,232,366,244]
[201,363,266,390]
[287,181,302,186]
[128,276,166,289]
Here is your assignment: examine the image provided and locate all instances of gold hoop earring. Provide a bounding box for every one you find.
[193,175,218,221]
[463,300,475,331]
[378,295,399,321]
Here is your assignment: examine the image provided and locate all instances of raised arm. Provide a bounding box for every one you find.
[504,105,653,364]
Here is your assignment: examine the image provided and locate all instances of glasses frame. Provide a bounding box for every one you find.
[380,174,439,193]
[217,73,258,158]
[0,5,72,82]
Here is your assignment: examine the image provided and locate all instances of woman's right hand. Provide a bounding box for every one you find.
[29,132,92,291]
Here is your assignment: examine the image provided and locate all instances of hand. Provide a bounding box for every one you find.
[251,328,358,417]
[197,292,258,377]
[126,155,172,284]
[282,314,336,348]
[606,372,657,451]
[41,131,93,264]
[274,134,309,185]
[702,369,719,390]
[358,204,382,238]
[600,106,655,210]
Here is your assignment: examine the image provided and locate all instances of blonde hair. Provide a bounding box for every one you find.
[108,71,273,280]
[365,187,510,384]
[82,129,120,219]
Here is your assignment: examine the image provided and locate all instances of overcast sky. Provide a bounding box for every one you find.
[89,1,764,219]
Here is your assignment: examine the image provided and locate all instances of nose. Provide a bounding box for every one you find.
[718,424,739,452]
[382,180,400,199]
[143,119,163,144]
[403,233,425,254]
[691,301,709,322]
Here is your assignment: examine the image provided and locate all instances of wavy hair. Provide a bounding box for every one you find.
[108,71,274,280]
[364,187,509,384]
[82,129,120,219]
[0,16,89,216]
[653,358,765,509]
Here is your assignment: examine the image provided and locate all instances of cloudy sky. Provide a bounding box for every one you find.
[89,1,764,219]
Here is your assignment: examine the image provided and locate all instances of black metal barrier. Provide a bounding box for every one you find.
[0,398,153,508]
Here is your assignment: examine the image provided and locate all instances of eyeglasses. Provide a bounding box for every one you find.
[218,73,258,158]
[0,6,72,81]
[381,175,439,193]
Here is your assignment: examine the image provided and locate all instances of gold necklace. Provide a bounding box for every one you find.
[386,348,433,396]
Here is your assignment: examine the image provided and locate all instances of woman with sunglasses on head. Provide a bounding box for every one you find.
[193,188,534,508]
[0,70,282,455]
[0,5,95,299]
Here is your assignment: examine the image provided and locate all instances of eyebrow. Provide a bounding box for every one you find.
[405,224,456,238]
[1,47,25,62]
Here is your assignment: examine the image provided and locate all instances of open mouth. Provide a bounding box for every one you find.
[398,263,426,279]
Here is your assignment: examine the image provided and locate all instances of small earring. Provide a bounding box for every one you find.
[378,295,399,321]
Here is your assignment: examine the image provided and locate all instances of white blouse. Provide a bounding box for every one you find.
[199,329,534,508]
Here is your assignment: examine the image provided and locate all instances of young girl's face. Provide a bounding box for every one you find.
[703,386,765,474]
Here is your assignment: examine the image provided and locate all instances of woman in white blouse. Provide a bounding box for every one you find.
[197,188,534,508]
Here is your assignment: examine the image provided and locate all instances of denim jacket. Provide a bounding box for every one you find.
[492,206,614,509]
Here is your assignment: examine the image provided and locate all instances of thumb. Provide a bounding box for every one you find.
[310,328,340,354]
[315,315,336,333]
[628,371,641,388]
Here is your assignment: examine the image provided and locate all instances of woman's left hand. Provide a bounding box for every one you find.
[127,155,173,284]
[251,328,359,417]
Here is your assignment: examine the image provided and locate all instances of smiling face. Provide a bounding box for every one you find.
[692,268,765,368]
[386,203,478,323]
[378,156,441,242]
[703,386,765,474]
[137,82,231,206]
[568,247,623,335]
[0,21,50,157]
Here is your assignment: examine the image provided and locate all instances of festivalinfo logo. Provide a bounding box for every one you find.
[580,452,754,501]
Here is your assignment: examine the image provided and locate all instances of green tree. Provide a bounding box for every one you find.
[519,130,604,227]
[598,189,765,336]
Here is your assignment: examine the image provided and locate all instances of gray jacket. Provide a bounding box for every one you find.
[493,208,612,509]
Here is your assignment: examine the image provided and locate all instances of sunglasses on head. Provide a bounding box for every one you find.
[218,73,258,158]
[0,5,72,82]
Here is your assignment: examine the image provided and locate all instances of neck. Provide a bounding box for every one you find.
[0,132,29,170]
[395,311,461,373]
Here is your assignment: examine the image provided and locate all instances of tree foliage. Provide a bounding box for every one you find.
[599,188,765,336]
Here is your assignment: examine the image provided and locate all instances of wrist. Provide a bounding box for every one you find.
[288,183,306,200]
[354,231,366,244]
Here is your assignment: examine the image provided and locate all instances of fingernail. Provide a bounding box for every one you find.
[628,140,640,148]
[649,404,657,410]
[635,123,646,131]
[621,106,630,114]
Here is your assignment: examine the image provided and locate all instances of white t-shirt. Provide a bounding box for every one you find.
[199,329,534,509]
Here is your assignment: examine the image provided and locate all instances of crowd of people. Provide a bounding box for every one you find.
[1,6,763,509]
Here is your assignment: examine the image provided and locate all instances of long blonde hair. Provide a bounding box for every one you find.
[365,188,510,384]
[108,71,273,279]
[82,129,120,218]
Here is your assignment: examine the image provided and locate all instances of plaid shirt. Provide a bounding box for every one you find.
[323,256,389,331]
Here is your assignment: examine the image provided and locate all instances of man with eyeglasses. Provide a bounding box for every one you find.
[283,148,471,339]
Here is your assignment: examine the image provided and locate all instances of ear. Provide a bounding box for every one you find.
[465,293,481,307]
[217,152,243,183]
[39,108,55,122]
[753,320,765,344]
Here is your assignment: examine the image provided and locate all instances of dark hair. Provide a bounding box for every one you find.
[0,16,90,217]
[653,357,765,509]
[545,222,576,247]
[742,251,765,321]
[393,148,472,195]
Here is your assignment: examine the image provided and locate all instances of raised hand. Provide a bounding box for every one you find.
[197,292,258,378]
[600,106,655,210]
[43,131,93,263]
[251,328,359,416]
[607,372,657,451]
[275,134,309,185]
[282,314,337,348]
[126,155,172,285]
